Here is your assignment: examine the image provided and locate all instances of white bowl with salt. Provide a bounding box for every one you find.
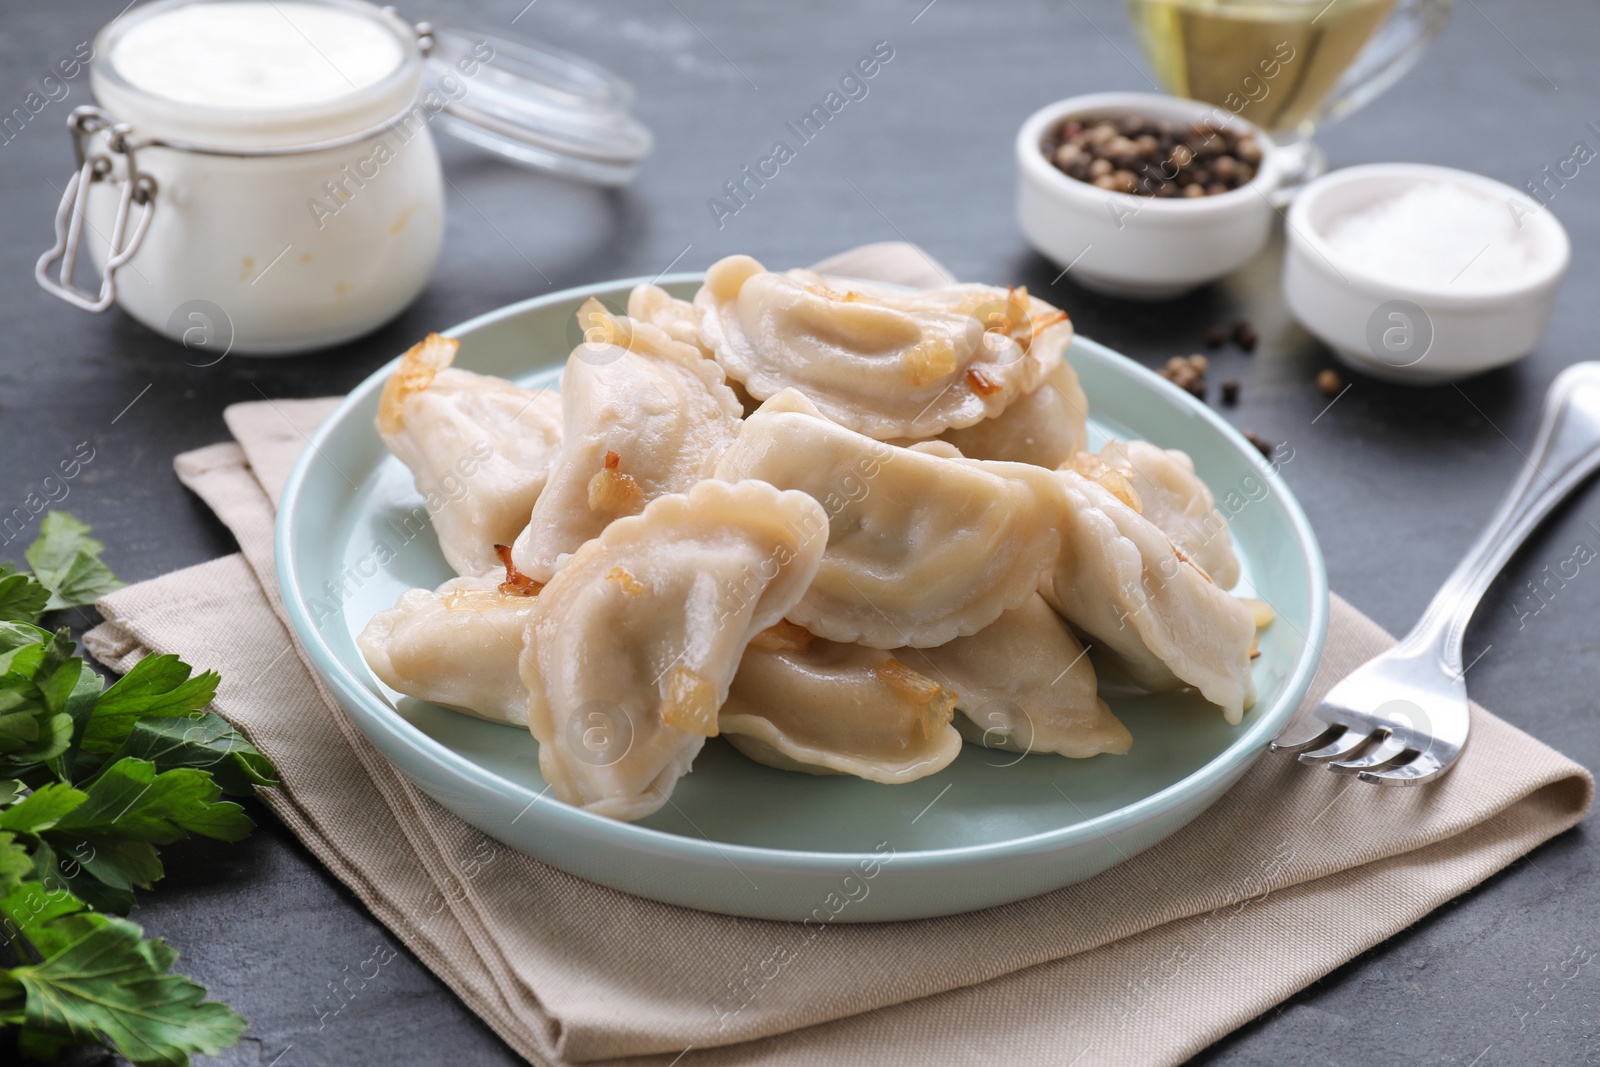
[1284,163,1569,383]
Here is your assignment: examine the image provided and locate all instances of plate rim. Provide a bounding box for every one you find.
[276,271,1330,873]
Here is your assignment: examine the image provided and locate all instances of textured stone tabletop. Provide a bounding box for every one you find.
[2,1,1596,1063]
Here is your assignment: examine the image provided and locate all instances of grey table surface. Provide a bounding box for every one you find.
[3,0,1598,1064]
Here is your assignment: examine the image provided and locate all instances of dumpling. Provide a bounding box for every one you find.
[715,389,1063,649]
[357,569,538,727]
[907,595,1131,758]
[1040,471,1257,723]
[905,440,964,459]
[520,480,828,821]
[694,254,1072,440]
[720,622,962,783]
[1087,440,1241,589]
[512,301,744,583]
[627,283,712,357]
[935,361,1089,468]
[377,334,563,577]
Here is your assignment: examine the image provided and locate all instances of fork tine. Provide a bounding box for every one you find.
[1297,728,1382,765]
[1357,754,1449,787]
[1327,737,1412,775]
[1269,722,1345,755]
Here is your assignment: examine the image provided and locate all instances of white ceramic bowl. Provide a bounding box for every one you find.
[1016,91,1282,299]
[1284,163,1570,383]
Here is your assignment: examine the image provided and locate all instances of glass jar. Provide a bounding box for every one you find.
[1124,0,1453,199]
[36,0,652,356]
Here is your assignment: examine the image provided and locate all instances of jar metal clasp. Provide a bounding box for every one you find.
[35,106,157,313]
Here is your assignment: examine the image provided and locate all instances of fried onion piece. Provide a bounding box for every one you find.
[966,366,1003,396]
[1239,597,1276,629]
[587,450,642,513]
[875,658,958,740]
[377,333,458,434]
[1065,452,1144,513]
[661,666,720,737]
[606,566,645,595]
[749,619,817,654]
[494,544,544,597]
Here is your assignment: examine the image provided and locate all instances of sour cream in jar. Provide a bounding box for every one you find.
[82,0,445,354]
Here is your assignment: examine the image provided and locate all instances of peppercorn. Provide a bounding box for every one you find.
[1220,379,1240,405]
[1233,319,1258,352]
[1054,143,1086,170]
[1243,430,1274,457]
[1158,353,1212,402]
[1042,113,1261,199]
[1317,369,1344,396]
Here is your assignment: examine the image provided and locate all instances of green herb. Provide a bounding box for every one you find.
[24,513,124,613]
[0,569,49,627]
[0,513,273,1065]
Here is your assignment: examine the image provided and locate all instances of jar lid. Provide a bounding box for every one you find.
[421,23,653,186]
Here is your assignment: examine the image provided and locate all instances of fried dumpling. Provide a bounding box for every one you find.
[512,301,743,583]
[720,622,962,783]
[935,361,1090,469]
[1090,440,1241,589]
[908,595,1131,758]
[521,480,828,821]
[694,254,1071,440]
[715,389,1063,649]
[626,283,712,358]
[357,572,538,727]
[1040,471,1256,723]
[377,334,563,577]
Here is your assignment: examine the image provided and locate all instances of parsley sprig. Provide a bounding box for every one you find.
[0,513,275,1065]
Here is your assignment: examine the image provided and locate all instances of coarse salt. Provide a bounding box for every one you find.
[1322,182,1539,292]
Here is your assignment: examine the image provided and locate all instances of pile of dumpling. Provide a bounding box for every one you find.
[358,254,1267,822]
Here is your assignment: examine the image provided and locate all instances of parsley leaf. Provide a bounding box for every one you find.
[0,833,33,896]
[107,713,278,796]
[0,514,271,1064]
[82,655,219,754]
[0,783,85,835]
[0,630,80,778]
[20,837,112,916]
[24,514,125,612]
[0,623,50,657]
[41,836,150,915]
[0,568,48,626]
[47,668,104,785]
[30,758,253,913]
[72,657,276,796]
[0,880,103,961]
[8,915,247,1066]
[56,758,254,846]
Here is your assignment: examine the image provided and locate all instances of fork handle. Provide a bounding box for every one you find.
[1400,363,1600,668]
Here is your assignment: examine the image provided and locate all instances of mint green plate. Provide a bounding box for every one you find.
[277,274,1328,922]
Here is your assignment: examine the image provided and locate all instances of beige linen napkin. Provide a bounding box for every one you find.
[85,244,1592,1067]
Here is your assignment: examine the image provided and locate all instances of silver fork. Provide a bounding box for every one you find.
[1272,362,1600,785]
